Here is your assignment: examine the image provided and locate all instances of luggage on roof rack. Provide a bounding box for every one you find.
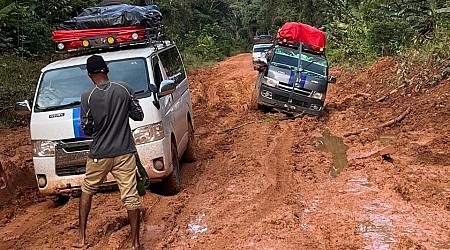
[51,4,167,54]
[276,22,326,54]
[52,26,163,53]
[57,4,162,30]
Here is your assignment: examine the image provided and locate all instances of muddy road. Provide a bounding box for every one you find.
[1,54,450,249]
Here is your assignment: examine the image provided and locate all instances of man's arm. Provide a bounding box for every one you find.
[129,89,144,121]
[81,92,95,136]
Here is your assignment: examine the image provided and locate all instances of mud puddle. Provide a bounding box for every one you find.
[312,128,348,177]
[360,200,398,249]
[345,176,397,248]
[188,212,208,239]
[379,134,396,146]
[347,176,373,194]
[313,130,397,171]
[345,175,449,249]
[435,241,450,249]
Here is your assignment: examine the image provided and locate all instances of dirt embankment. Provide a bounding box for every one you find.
[0,53,450,250]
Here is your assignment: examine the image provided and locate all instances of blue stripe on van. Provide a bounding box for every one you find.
[298,74,307,88]
[288,71,295,86]
[72,107,86,138]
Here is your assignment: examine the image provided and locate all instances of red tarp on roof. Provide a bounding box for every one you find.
[277,22,326,51]
[52,26,146,51]
[52,26,146,42]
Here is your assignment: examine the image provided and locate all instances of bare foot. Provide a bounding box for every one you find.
[72,238,87,249]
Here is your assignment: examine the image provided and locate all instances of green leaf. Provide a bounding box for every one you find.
[435,7,450,14]
[0,2,14,17]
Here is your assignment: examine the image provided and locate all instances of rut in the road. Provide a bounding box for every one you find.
[253,122,298,216]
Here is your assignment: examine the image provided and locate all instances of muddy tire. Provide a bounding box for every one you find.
[159,142,181,195]
[250,87,260,110]
[52,194,70,206]
[181,121,197,163]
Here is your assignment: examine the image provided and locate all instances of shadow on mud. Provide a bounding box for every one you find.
[0,167,38,208]
[52,194,72,207]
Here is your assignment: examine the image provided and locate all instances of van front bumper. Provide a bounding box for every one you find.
[257,84,324,116]
[34,138,172,195]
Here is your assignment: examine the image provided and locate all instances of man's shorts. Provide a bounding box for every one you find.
[81,153,141,210]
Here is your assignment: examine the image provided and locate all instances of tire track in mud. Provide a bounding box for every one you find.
[139,54,306,249]
[148,118,309,249]
[253,122,298,211]
[140,193,189,249]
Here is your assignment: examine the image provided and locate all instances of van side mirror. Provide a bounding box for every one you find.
[158,79,176,97]
[15,100,31,115]
[328,76,337,84]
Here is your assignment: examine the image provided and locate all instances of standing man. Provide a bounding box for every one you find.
[73,55,144,249]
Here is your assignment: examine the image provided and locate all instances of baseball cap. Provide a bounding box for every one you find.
[87,55,108,74]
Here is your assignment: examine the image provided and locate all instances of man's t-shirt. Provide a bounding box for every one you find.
[81,81,144,159]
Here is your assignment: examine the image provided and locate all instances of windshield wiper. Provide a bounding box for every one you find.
[36,101,81,112]
[271,62,295,70]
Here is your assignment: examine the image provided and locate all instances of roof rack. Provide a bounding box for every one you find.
[276,38,326,56]
[253,35,274,44]
[52,26,172,57]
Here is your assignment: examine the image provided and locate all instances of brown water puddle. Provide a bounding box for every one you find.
[379,134,396,146]
[435,241,450,249]
[312,128,348,177]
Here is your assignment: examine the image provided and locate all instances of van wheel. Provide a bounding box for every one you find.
[52,194,70,206]
[250,87,260,110]
[182,121,197,163]
[160,142,181,195]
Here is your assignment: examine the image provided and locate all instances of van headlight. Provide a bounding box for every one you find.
[133,122,165,145]
[32,140,56,157]
[263,77,279,87]
[311,91,325,100]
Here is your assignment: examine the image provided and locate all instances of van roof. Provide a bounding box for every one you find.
[42,42,175,72]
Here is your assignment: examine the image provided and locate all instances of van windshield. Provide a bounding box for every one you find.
[271,47,327,79]
[253,45,271,53]
[35,58,148,111]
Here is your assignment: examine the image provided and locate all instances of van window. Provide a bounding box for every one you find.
[151,56,163,90]
[158,47,186,85]
[271,47,327,79]
[35,58,148,112]
[253,44,272,53]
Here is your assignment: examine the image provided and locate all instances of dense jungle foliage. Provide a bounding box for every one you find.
[0,0,449,127]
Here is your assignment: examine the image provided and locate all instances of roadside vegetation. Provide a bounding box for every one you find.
[0,0,449,128]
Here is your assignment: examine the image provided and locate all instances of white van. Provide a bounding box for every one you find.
[252,43,273,70]
[16,41,195,195]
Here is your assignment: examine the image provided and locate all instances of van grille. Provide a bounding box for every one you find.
[56,165,86,176]
[272,94,309,108]
[278,82,312,96]
[64,145,90,152]
[55,139,91,176]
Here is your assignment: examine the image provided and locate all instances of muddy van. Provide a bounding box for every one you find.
[252,22,336,116]
[15,40,195,196]
[252,43,272,69]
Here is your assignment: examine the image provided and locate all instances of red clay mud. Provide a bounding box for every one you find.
[1,54,449,249]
